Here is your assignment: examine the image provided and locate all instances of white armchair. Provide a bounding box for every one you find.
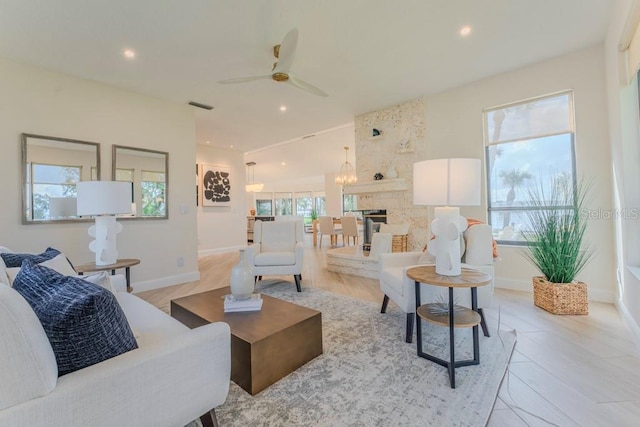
[379,224,495,343]
[246,219,304,292]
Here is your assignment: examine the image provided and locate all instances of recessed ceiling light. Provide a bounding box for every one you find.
[459,26,472,37]
[280,105,287,112]
[206,141,210,144]
[281,162,286,166]
[230,145,234,148]
[123,49,136,59]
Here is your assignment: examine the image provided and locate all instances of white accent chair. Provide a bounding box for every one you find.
[340,216,359,246]
[246,219,304,292]
[379,224,495,343]
[318,216,342,247]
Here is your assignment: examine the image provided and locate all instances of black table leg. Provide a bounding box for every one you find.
[448,286,456,388]
[415,280,422,356]
[125,267,132,292]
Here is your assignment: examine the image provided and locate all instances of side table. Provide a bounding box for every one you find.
[75,258,141,293]
[407,265,491,388]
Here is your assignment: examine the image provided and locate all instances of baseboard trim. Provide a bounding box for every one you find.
[132,271,200,293]
[616,298,640,350]
[495,277,614,303]
[198,245,246,258]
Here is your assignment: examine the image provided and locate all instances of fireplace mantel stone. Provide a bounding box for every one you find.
[343,178,407,195]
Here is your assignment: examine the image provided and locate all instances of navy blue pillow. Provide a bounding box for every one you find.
[13,260,138,376]
[0,247,61,268]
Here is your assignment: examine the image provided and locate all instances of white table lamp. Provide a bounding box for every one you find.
[413,158,481,276]
[77,181,132,265]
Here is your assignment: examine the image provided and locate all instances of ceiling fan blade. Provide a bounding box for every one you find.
[218,75,272,84]
[287,75,328,97]
[273,28,298,74]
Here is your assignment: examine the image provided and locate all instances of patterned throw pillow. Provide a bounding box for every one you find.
[0,247,63,268]
[13,260,138,376]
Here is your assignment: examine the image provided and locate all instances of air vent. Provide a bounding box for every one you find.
[188,101,214,110]
[302,134,316,139]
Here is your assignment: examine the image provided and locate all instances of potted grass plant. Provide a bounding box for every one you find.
[521,177,594,315]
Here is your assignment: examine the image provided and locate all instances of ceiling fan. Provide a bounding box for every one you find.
[218,28,328,97]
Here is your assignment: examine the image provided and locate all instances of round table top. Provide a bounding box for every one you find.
[406,265,491,288]
[75,258,140,273]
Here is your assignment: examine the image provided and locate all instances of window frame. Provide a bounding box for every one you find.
[483,90,578,246]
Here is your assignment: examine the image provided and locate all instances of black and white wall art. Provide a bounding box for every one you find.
[202,164,231,206]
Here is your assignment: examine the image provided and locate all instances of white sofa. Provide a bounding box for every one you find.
[379,224,495,343]
[0,250,231,427]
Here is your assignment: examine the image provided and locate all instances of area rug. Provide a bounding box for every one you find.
[214,281,516,427]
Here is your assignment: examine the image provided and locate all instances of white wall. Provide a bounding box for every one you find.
[0,58,199,292]
[605,0,640,336]
[424,45,616,302]
[197,145,247,256]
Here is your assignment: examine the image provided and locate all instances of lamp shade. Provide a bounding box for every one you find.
[413,158,481,206]
[77,181,133,216]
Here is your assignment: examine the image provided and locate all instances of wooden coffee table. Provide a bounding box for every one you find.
[170,287,323,395]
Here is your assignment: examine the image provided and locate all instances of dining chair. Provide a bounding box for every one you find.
[318,216,342,247]
[340,216,359,246]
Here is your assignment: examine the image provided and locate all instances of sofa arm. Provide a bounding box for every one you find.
[379,252,422,269]
[295,242,304,266]
[0,322,231,427]
[109,274,127,293]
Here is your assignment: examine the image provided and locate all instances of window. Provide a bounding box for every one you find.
[484,91,576,244]
[274,192,293,216]
[141,170,166,217]
[314,196,326,216]
[343,194,357,214]
[256,192,273,216]
[294,192,313,218]
[28,163,81,220]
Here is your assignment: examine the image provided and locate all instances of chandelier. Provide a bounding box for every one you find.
[245,162,264,192]
[335,146,357,185]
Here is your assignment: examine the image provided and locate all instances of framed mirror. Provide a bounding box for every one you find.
[112,145,169,220]
[22,133,100,224]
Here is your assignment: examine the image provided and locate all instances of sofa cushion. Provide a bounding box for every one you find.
[78,271,116,294]
[0,283,58,411]
[12,260,138,376]
[0,247,62,268]
[6,253,76,285]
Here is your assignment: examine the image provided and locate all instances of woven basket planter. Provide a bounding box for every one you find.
[532,276,588,315]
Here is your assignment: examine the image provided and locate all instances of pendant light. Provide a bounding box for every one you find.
[245,162,264,192]
[335,146,357,185]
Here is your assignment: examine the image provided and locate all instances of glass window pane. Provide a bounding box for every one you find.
[141,182,166,216]
[487,134,574,208]
[295,196,313,217]
[343,194,357,213]
[314,197,326,216]
[274,192,292,216]
[487,92,572,144]
[256,200,272,216]
[33,164,80,184]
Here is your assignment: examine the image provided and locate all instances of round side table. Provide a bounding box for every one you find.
[406,265,491,388]
[75,258,140,293]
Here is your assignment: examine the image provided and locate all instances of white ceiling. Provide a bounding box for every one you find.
[0,0,614,153]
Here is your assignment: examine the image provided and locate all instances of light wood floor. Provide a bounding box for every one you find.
[138,234,640,426]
